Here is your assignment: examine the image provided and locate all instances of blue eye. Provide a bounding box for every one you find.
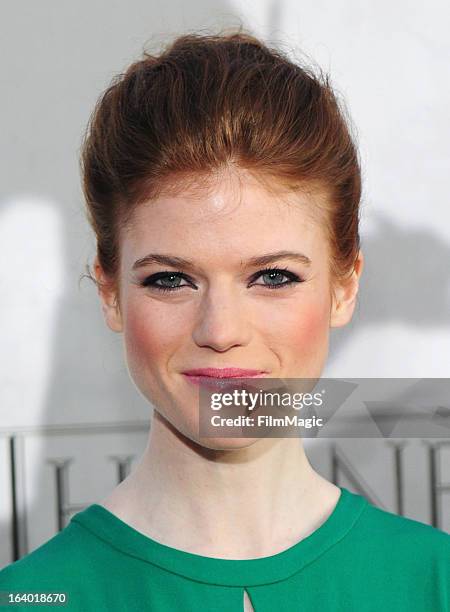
[250,267,304,289]
[140,272,192,292]
[140,266,304,293]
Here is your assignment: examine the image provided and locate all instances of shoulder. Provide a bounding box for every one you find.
[337,496,450,611]
[0,520,98,601]
[0,518,122,610]
[356,498,450,560]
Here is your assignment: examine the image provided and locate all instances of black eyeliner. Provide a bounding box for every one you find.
[139,266,305,292]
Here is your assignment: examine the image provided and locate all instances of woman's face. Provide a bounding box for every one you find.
[97,171,361,449]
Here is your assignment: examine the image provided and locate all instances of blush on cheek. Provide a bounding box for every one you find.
[274,298,331,377]
[295,300,330,345]
[122,304,164,379]
[122,299,186,384]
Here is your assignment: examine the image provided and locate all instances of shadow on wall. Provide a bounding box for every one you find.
[328,210,450,363]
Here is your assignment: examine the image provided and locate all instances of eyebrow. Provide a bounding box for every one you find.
[132,250,312,271]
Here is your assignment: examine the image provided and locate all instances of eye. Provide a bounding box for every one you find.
[140,266,305,293]
[140,271,195,292]
[249,266,304,289]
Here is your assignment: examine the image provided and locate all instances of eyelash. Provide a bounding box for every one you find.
[139,266,305,293]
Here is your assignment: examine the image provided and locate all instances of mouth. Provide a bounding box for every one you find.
[183,367,267,377]
[182,368,268,391]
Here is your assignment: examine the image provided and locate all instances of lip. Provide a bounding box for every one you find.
[182,367,267,378]
[183,374,267,391]
[182,368,268,391]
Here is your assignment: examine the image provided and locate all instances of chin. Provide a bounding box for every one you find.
[178,416,267,451]
[194,435,263,451]
[171,418,266,452]
[152,402,273,454]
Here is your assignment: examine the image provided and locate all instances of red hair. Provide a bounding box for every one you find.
[80,27,362,298]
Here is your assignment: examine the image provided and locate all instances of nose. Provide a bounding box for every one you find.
[192,284,252,352]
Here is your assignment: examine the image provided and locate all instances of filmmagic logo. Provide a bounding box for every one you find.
[210,389,324,411]
[210,413,324,429]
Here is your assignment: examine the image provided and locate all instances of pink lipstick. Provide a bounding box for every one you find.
[182,367,268,391]
[183,367,266,378]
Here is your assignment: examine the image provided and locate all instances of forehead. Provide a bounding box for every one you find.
[121,171,328,262]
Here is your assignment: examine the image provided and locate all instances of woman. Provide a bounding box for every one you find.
[0,28,448,612]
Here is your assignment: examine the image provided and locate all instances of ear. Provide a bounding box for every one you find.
[330,250,364,328]
[93,256,123,333]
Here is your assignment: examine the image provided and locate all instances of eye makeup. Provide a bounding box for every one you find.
[138,266,306,293]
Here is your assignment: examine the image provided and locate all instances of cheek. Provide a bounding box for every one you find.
[286,301,330,376]
[122,298,184,374]
[292,299,330,346]
[259,293,331,374]
[264,294,329,343]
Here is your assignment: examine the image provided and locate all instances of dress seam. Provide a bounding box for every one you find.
[70,496,369,588]
[70,518,245,587]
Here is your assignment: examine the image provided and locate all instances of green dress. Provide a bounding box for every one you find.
[0,487,448,611]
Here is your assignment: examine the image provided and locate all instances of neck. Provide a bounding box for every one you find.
[100,410,341,559]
